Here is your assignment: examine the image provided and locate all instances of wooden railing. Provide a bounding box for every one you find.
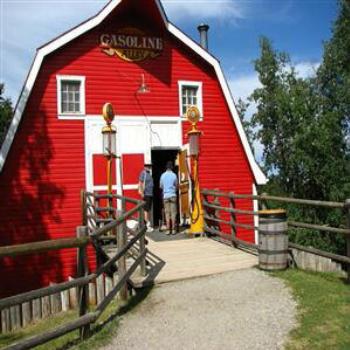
[0,194,146,350]
[201,189,350,280]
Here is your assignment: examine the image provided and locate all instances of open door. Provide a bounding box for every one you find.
[177,146,191,222]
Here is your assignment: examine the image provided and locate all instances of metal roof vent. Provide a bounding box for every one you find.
[197,23,209,50]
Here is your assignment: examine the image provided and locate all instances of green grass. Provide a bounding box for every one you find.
[0,286,153,350]
[272,269,350,350]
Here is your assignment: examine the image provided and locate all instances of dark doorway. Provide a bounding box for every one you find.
[151,149,179,227]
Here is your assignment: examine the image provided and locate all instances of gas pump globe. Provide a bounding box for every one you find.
[102,103,116,156]
[186,106,201,157]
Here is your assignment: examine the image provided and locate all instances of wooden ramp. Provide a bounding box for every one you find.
[131,237,258,285]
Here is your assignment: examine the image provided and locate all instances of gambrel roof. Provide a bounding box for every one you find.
[0,0,267,184]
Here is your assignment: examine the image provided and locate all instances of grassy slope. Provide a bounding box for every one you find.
[0,304,120,350]
[273,269,350,350]
[0,287,152,350]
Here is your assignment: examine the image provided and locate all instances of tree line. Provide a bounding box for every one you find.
[0,84,13,146]
[239,0,350,254]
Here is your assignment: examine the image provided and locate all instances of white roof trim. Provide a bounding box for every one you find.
[0,0,267,185]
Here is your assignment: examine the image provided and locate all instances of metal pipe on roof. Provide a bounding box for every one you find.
[197,23,209,50]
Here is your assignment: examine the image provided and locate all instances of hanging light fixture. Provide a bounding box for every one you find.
[137,73,150,94]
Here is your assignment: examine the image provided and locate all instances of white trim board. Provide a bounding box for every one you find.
[252,184,259,245]
[82,115,182,122]
[0,0,267,185]
[92,184,140,191]
[84,115,182,193]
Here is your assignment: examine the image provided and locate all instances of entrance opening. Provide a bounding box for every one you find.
[151,149,179,227]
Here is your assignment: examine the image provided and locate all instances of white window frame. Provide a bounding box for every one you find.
[56,75,86,119]
[178,80,203,119]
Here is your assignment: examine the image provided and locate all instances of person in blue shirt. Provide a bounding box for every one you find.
[138,163,154,232]
[160,161,178,235]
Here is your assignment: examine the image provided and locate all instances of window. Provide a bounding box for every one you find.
[57,75,85,117]
[61,81,80,113]
[178,81,203,118]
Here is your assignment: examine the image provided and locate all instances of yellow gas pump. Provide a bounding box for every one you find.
[101,103,116,215]
[186,106,204,235]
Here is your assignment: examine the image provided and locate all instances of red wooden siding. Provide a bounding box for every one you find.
[0,6,255,297]
[122,154,144,185]
[93,154,116,186]
[0,68,89,296]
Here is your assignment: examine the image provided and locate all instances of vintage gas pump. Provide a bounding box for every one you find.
[101,103,117,217]
[186,106,204,235]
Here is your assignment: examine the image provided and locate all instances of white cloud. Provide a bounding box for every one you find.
[228,73,261,103]
[228,60,320,104]
[1,1,102,102]
[294,61,320,78]
[162,0,245,22]
[228,73,262,160]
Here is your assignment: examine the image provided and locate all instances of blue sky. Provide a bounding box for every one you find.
[0,0,338,157]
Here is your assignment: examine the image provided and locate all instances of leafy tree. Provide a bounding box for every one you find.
[242,1,350,254]
[315,0,350,201]
[249,37,318,198]
[0,84,13,146]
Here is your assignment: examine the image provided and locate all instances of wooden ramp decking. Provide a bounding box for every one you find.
[131,236,258,285]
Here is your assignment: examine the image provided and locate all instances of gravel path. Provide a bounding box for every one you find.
[100,269,297,350]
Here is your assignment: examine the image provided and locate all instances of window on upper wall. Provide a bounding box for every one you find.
[56,75,85,117]
[178,81,203,119]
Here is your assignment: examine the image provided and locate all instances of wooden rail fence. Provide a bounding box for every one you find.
[0,194,147,350]
[201,189,350,280]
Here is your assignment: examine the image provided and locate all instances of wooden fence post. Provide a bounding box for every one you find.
[260,192,268,210]
[118,199,128,301]
[228,192,237,247]
[202,188,221,236]
[80,190,87,226]
[212,189,221,233]
[138,206,146,276]
[345,199,350,283]
[201,191,208,231]
[1,308,10,333]
[93,193,104,268]
[77,226,90,339]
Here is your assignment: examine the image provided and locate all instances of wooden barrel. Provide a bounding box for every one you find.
[258,209,288,270]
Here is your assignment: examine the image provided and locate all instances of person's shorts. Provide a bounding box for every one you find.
[143,196,153,212]
[164,197,176,221]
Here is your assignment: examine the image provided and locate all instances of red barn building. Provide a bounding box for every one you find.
[0,0,267,297]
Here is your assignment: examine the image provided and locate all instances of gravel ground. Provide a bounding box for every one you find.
[100,268,297,350]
